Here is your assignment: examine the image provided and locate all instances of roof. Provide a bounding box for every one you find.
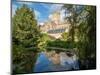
[47,28,66,34]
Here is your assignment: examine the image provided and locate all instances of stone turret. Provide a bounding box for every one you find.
[39,11,70,39]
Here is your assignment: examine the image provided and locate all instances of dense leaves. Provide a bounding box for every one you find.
[12,4,96,73]
[12,4,40,73]
[12,4,40,48]
[62,4,96,69]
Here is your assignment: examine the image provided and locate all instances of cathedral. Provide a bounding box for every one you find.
[39,11,70,39]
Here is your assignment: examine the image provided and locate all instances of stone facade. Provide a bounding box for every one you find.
[39,11,70,38]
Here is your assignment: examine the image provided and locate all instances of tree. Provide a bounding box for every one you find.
[12,4,40,48]
[62,4,83,43]
[61,32,68,41]
[12,4,40,73]
[37,33,51,51]
[77,6,96,59]
[62,5,96,69]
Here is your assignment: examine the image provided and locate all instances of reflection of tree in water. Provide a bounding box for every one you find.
[34,51,79,72]
[12,3,96,74]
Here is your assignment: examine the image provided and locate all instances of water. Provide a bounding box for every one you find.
[33,52,79,72]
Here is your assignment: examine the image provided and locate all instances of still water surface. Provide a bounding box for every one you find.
[33,52,79,72]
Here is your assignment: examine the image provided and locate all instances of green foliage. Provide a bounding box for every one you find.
[12,4,40,73]
[77,6,96,59]
[63,4,82,42]
[61,32,68,41]
[37,33,51,51]
[12,3,96,73]
[12,4,40,48]
[47,39,76,49]
[62,5,96,61]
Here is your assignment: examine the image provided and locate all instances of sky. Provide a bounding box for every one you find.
[12,0,65,25]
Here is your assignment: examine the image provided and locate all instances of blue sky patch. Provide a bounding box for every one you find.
[12,1,64,24]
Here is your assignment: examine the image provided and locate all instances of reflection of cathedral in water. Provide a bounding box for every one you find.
[39,11,70,38]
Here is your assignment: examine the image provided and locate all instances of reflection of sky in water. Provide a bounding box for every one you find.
[34,53,53,72]
[33,52,79,72]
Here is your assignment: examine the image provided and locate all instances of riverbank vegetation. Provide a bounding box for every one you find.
[12,4,96,74]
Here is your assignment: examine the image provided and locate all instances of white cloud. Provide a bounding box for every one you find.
[49,4,63,13]
[34,9,41,20]
[39,22,44,26]
[17,1,33,6]
[40,3,50,9]
[60,9,66,22]
[38,3,65,23]
[47,4,65,22]
[39,3,63,13]
[12,1,34,17]
[12,4,18,16]
[48,14,52,19]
